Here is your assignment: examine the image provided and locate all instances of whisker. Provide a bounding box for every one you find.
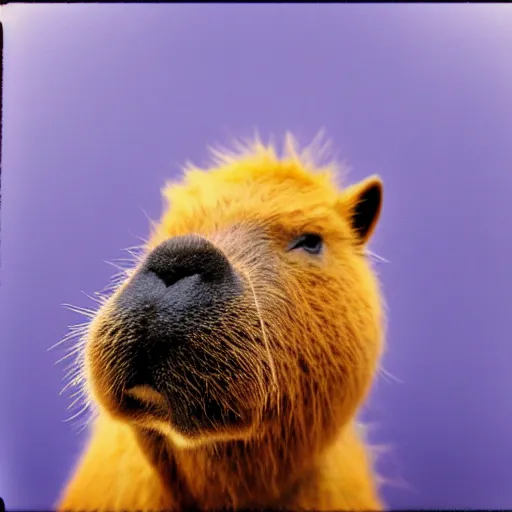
[60,378,82,396]
[64,401,91,424]
[80,290,104,305]
[366,250,390,265]
[121,244,146,253]
[128,226,151,247]
[241,269,279,398]
[48,326,87,351]
[104,260,129,273]
[379,366,403,385]
[62,303,96,318]
[54,348,83,366]
[137,206,156,229]
[73,411,96,435]
[66,395,83,412]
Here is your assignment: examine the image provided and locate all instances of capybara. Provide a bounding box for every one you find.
[57,135,386,511]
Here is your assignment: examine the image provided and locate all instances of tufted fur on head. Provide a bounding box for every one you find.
[58,133,386,511]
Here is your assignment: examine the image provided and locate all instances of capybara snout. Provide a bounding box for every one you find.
[87,232,275,439]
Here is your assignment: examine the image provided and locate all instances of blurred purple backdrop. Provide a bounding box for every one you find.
[1,3,512,510]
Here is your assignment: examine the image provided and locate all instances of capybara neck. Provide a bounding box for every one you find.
[133,415,349,509]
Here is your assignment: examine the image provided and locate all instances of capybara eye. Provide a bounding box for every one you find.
[288,233,324,255]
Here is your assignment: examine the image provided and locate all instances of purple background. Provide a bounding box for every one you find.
[1,4,512,510]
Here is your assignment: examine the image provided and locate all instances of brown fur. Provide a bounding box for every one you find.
[57,135,386,511]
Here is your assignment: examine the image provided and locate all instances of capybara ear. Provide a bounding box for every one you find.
[339,175,383,246]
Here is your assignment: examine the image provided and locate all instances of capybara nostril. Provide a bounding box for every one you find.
[143,234,234,287]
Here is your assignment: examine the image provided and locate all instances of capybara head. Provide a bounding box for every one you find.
[83,135,385,454]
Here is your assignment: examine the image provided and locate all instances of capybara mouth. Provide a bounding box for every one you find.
[121,385,245,434]
[116,359,253,437]
[121,386,170,419]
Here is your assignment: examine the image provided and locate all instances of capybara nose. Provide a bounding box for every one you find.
[112,234,243,340]
[144,234,233,287]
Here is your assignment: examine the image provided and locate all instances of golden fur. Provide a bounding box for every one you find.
[57,134,386,511]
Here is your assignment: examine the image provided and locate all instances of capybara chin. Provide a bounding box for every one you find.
[57,135,386,511]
